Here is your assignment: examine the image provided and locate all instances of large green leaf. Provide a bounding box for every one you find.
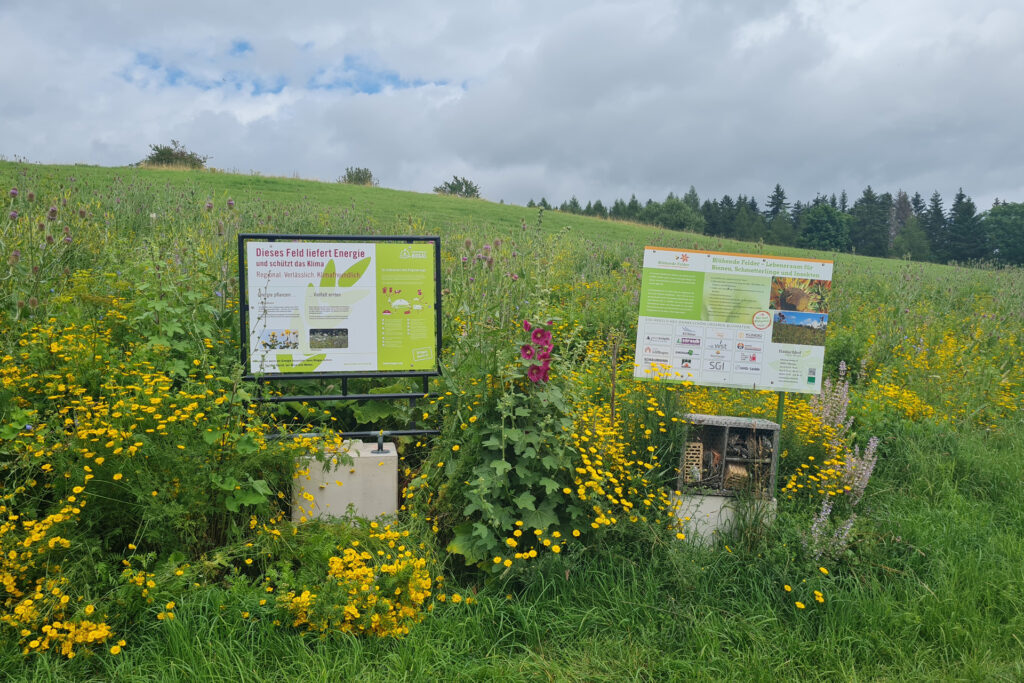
[513,491,537,511]
[319,260,337,287]
[337,257,371,287]
[490,459,512,476]
[351,400,400,424]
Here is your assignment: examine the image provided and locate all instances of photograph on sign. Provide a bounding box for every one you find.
[240,236,439,377]
[633,247,833,393]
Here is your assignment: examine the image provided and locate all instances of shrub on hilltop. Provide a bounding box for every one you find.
[140,140,209,169]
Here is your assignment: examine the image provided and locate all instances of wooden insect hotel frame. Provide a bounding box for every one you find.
[677,414,780,498]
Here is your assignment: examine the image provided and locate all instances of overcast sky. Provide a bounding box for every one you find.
[2,1,1021,210]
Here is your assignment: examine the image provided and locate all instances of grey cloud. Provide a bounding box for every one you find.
[1,0,1022,211]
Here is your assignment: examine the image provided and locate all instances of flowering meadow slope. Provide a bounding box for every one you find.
[1,162,1023,680]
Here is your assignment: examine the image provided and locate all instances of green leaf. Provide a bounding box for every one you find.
[210,473,240,492]
[337,257,371,287]
[504,427,524,442]
[202,429,225,445]
[250,478,272,496]
[513,492,537,511]
[539,477,560,494]
[319,260,337,287]
[541,454,563,469]
[447,523,485,564]
[235,434,258,455]
[489,459,512,476]
[522,506,560,530]
[231,489,267,507]
[351,400,399,424]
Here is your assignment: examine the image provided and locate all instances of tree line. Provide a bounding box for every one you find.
[527,185,1024,265]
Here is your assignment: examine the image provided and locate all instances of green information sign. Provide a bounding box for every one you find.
[240,236,440,378]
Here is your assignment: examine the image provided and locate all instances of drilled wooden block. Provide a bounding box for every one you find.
[683,442,703,483]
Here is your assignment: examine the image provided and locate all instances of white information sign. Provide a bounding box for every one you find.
[634,247,833,393]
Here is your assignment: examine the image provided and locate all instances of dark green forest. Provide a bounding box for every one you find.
[529,184,1024,265]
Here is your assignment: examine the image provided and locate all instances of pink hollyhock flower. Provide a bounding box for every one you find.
[523,320,531,332]
[527,364,546,383]
[520,344,536,360]
[537,346,551,360]
[531,328,552,346]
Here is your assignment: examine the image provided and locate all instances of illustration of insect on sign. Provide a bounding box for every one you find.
[633,247,832,393]
[239,235,441,378]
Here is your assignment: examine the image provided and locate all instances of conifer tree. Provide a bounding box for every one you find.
[946,189,985,261]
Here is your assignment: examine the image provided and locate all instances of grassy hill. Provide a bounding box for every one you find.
[1,161,1023,681]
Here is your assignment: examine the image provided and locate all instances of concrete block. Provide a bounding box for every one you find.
[292,440,398,522]
[672,492,776,545]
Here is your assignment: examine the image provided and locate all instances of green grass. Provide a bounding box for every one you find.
[2,161,1023,681]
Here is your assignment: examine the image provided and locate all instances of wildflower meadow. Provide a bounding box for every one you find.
[1,161,1023,680]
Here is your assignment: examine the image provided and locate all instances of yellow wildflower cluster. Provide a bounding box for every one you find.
[1,506,114,658]
[569,401,677,530]
[278,525,436,638]
[859,379,935,422]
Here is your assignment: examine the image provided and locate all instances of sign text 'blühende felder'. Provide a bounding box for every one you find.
[634,247,833,394]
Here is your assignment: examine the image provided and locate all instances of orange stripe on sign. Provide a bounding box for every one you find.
[644,246,833,265]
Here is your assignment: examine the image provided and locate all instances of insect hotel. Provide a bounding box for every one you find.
[674,414,781,542]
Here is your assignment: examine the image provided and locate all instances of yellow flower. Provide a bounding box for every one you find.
[113,473,123,481]
[819,566,829,575]
[451,445,460,452]
[795,601,806,609]
[784,585,792,592]
[110,645,122,655]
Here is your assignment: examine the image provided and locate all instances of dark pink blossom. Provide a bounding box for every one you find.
[531,328,552,346]
[522,320,531,332]
[520,344,536,360]
[527,364,545,383]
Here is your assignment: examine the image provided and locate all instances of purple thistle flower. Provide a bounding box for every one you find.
[205,201,214,211]
[227,198,235,209]
[8,210,17,221]
[9,188,17,198]
[47,206,58,221]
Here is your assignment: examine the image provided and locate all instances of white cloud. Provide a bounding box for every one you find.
[1,0,1022,210]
